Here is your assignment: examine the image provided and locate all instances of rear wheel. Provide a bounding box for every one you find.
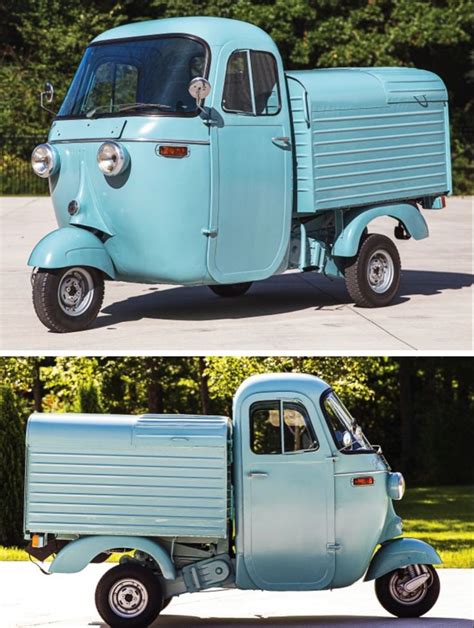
[95,563,163,627]
[208,282,252,297]
[32,266,104,332]
[375,564,440,618]
[344,233,400,307]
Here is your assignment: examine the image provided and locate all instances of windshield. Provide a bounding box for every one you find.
[322,391,374,452]
[58,35,208,118]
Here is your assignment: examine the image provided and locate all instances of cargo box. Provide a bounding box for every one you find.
[24,413,231,539]
[287,67,451,213]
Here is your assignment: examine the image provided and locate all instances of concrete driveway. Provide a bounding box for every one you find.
[1,563,472,627]
[0,196,472,351]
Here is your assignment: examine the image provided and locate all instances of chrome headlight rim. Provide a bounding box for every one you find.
[388,471,406,500]
[31,143,59,178]
[97,141,129,176]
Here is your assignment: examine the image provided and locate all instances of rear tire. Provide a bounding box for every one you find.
[344,233,400,307]
[375,565,440,618]
[208,282,252,297]
[95,563,163,627]
[32,266,104,332]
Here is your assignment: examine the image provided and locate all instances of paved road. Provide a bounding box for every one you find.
[0,196,472,350]
[1,563,472,627]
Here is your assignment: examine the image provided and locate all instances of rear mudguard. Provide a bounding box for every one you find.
[364,538,442,581]
[49,535,176,579]
[332,203,429,258]
[28,226,115,278]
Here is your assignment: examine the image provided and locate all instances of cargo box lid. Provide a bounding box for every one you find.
[286,67,447,111]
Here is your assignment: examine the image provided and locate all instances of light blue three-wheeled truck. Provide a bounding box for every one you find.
[25,374,442,625]
[29,17,451,332]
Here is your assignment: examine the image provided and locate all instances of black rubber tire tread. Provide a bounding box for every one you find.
[375,565,440,618]
[32,266,104,333]
[208,282,253,297]
[95,563,163,628]
[344,233,401,307]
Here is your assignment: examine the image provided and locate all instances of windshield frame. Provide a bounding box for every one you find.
[320,388,376,455]
[55,32,212,121]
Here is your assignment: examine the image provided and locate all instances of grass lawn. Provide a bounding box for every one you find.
[395,485,473,568]
[1,485,472,568]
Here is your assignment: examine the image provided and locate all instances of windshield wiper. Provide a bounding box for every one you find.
[116,102,172,113]
[85,102,172,118]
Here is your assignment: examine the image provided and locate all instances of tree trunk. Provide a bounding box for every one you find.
[32,359,42,412]
[198,358,210,414]
[399,359,413,475]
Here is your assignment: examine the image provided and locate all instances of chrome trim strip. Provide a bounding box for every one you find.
[49,138,210,145]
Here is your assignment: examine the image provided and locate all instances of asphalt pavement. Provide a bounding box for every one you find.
[0,196,472,351]
[1,563,472,627]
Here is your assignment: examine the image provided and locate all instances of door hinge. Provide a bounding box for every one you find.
[327,543,342,551]
[202,227,218,237]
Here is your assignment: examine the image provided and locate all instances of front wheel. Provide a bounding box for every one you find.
[32,266,104,332]
[344,233,401,307]
[95,563,163,628]
[208,282,253,298]
[375,564,440,618]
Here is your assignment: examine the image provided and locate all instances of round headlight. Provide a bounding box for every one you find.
[31,143,59,178]
[97,141,129,176]
[387,472,406,500]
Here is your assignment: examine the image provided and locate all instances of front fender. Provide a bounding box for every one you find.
[364,538,442,581]
[49,536,176,579]
[332,203,429,257]
[28,227,115,278]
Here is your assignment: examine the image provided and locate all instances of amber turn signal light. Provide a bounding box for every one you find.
[352,476,375,486]
[159,145,188,158]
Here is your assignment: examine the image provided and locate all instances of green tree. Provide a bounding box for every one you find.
[76,384,103,413]
[0,386,25,546]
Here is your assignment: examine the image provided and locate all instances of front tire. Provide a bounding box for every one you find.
[32,266,104,332]
[344,233,400,307]
[208,282,252,298]
[95,563,163,628]
[375,564,440,618]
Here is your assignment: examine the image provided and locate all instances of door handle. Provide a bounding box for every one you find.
[272,136,292,150]
[248,471,268,478]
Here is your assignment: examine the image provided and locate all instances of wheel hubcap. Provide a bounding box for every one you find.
[57,267,94,316]
[109,578,148,618]
[388,568,430,605]
[367,249,394,294]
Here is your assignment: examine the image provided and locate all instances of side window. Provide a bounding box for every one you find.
[250,401,281,454]
[283,403,318,453]
[222,50,280,116]
[250,401,318,455]
[250,51,280,115]
[222,51,253,114]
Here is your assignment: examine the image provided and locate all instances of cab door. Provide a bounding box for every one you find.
[207,47,292,284]
[238,392,336,590]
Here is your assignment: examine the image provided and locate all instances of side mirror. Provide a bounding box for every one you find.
[188,77,211,111]
[40,82,56,115]
[342,431,352,448]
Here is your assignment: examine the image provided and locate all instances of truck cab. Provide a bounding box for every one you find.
[24,373,441,625]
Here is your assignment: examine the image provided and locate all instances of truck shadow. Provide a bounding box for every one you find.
[94,616,472,627]
[95,269,473,328]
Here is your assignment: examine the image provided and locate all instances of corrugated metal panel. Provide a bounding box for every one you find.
[25,414,230,539]
[312,104,449,209]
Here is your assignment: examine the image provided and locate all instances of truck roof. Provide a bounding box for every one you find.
[92,16,275,49]
[234,373,331,410]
